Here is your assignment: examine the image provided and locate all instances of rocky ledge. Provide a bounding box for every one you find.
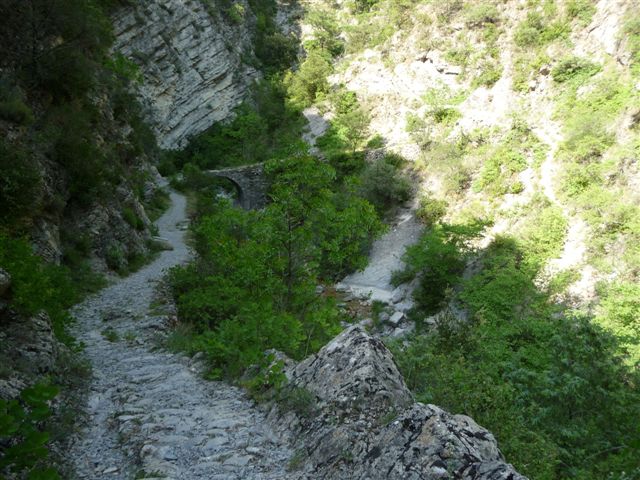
[267,326,525,480]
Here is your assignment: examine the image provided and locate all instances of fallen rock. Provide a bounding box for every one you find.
[268,326,525,479]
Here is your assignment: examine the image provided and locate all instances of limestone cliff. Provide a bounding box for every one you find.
[112,0,260,150]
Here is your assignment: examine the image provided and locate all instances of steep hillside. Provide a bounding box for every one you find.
[289,0,640,477]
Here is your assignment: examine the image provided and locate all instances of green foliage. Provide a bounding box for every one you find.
[0,235,77,344]
[359,156,412,214]
[170,156,383,377]
[0,81,34,125]
[514,12,569,48]
[472,62,502,88]
[122,207,144,231]
[391,221,486,314]
[473,121,544,197]
[519,204,567,268]
[285,51,333,108]
[304,10,345,58]
[625,15,640,72]
[551,56,600,83]
[101,327,119,342]
[464,3,500,28]
[0,140,43,230]
[0,383,61,479]
[392,229,640,479]
[596,281,640,366]
[566,0,597,26]
[167,79,305,171]
[416,194,447,226]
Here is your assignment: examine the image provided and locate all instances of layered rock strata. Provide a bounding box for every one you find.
[112,0,259,149]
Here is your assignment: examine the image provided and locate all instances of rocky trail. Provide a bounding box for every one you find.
[68,191,291,479]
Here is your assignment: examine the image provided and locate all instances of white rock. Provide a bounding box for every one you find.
[388,311,405,326]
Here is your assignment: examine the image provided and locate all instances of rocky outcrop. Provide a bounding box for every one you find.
[112,0,259,149]
[0,311,61,401]
[268,326,525,479]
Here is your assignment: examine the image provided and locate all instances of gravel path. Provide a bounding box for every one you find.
[68,191,291,479]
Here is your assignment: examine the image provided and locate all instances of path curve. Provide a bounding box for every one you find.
[68,190,291,479]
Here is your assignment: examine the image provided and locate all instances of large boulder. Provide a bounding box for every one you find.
[268,326,526,479]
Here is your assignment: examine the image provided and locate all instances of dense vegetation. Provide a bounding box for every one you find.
[168,154,384,377]
[319,0,640,478]
[0,0,158,477]
[390,209,640,479]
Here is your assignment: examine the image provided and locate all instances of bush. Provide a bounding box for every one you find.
[285,50,333,108]
[0,235,77,344]
[567,0,597,25]
[0,82,34,125]
[514,12,569,47]
[0,383,61,479]
[392,221,485,313]
[624,16,640,71]
[596,281,640,366]
[416,195,447,226]
[551,56,600,83]
[464,3,500,28]
[472,62,502,87]
[122,207,144,231]
[359,157,412,214]
[0,140,42,229]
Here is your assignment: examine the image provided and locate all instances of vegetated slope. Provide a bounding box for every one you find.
[294,0,640,478]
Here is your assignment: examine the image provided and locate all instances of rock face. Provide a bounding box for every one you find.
[268,326,525,479]
[0,311,61,401]
[112,0,259,149]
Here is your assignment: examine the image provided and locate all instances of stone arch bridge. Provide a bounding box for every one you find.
[205,163,268,210]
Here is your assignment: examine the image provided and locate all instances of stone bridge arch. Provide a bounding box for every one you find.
[205,163,268,210]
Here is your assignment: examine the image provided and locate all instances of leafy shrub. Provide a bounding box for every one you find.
[0,235,76,344]
[285,50,333,108]
[0,82,34,125]
[105,244,126,273]
[0,383,61,479]
[416,195,447,226]
[514,12,569,47]
[359,157,412,214]
[566,0,597,26]
[170,157,383,377]
[392,221,486,313]
[464,3,500,28]
[624,15,640,71]
[472,62,502,87]
[596,281,640,366]
[551,56,600,83]
[0,140,42,229]
[122,207,144,231]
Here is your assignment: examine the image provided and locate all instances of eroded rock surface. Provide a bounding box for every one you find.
[268,326,525,480]
[112,0,259,149]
